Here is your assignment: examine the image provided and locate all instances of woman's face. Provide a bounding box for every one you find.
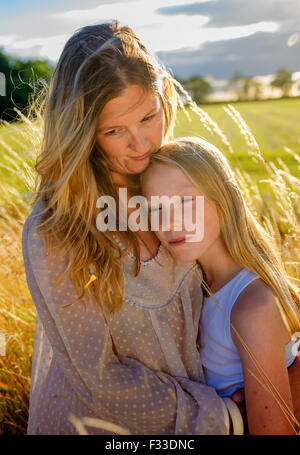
[96,84,165,185]
[142,162,222,263]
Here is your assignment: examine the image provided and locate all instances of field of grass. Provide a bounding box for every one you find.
[0,98,299,434]
[175,98,300,181]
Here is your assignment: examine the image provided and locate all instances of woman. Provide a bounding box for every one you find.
[141,137,300,434]
[22,21,243,435]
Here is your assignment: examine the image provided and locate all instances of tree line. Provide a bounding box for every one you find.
[0,48,53,122]
[0,47,298,122]
[177,67,298,103]
[227,68,297,101]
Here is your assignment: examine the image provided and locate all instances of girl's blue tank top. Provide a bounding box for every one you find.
[199,268,296,397]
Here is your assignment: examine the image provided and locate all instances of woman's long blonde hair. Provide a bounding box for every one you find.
[149,136,300,334]
[30,21,178,313]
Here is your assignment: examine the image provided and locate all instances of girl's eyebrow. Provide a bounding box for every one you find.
[146,192,196,210]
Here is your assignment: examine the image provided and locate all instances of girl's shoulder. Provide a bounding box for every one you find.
[231,278,291,345]
[233,278,276,315]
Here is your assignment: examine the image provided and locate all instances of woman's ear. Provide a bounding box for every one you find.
[160,76,177,139]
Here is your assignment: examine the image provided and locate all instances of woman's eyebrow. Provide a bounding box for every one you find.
[97,123,120,133]
[142,105,160,118]
[97,106,159,133]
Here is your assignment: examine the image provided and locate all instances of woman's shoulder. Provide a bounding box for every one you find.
[22,198,46,247]
[23,197,46,230]
[22,198,65,266]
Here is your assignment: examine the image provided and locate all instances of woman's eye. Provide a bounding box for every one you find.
[105,128,119,136]
[142,113,156,123]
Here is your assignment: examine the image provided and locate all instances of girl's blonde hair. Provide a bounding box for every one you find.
[31,21,178,313]
[148,136,300,333]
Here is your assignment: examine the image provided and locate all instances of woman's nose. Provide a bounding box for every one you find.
[129,129,147,154]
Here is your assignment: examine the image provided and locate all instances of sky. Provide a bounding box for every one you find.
[0,0,299,80]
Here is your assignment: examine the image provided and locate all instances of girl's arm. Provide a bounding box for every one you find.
[231,279,296,435]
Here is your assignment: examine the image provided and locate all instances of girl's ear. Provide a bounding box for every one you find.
[138,167,149,195]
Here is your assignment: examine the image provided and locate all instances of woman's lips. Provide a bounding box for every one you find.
[131,151,152,161]
[169,237,186,247]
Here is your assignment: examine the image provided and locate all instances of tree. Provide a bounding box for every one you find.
[183,75,212,104]
[253,81,264,100]
[271,68,293,97]
[0,48,54,122]
[228,71,255,101]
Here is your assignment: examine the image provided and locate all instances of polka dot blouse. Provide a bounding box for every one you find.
[22,199,228,435]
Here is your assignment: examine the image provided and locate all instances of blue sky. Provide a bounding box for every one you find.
[0,0,299,80]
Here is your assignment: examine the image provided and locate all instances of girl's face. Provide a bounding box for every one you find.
[96,84,165,185]
[142,162,222,263]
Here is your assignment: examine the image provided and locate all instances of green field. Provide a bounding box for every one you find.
[0,98,299,197]
[174,98,300,181]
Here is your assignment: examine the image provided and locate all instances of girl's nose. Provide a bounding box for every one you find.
[161,203,184,233]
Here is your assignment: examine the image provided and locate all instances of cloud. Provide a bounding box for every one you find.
[157,0,300,30]
[157,31,300,79]
[0,0,298,79]
[0,34,69,62]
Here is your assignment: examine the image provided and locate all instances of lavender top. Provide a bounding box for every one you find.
[22,199,229,435]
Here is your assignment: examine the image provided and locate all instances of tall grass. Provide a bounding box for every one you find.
[0,99,299,434]
[0,111,39,434]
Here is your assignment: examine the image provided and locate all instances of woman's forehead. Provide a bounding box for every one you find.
[98,85,160,127]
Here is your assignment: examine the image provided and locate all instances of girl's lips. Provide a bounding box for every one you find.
[131,151,152,161]
[169,237,186,247]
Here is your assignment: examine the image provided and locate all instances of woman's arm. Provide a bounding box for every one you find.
[22,210,229,435]
[231,279,297,435]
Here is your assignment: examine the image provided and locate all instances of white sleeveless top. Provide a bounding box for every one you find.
[199,268,296,397]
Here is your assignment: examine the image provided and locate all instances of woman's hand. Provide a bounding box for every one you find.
[231,389,249,434]
[288,356,300,431]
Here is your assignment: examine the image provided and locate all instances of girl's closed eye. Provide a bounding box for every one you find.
[149,206,162,214]
[183,197,193,204]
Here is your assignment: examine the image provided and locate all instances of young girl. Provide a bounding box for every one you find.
[141,136,300,435]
